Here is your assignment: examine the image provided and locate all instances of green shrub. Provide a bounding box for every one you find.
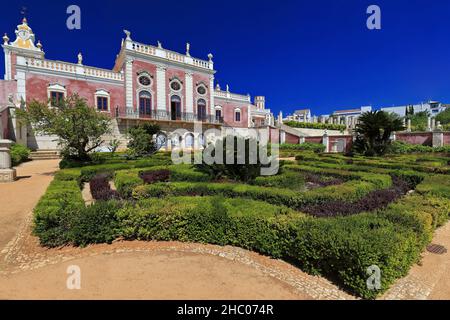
[10,143,30,166]
[132,179,381,210]
[70,201,123,246]
[284,121,346,131]
[33,179,84,247]
[279,143,326,153]
[114,170,143,198]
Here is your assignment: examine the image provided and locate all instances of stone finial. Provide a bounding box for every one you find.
[123,29,131,40]
[3,33,9,45]
[215,83,221,91]
[186,42,190,57]
[207,53,213,62]
[157,41,162,49]
[36,40,42,50]
[77,52,83,65]
[226,84,230,92]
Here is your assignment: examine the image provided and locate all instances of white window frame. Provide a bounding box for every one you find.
[95,89,110,112]
[47,83,66,107]
[234,108,241,122]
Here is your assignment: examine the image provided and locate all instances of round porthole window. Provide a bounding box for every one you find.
[197,85,206,95]
[170,80,181,91]
[138,75,151,86]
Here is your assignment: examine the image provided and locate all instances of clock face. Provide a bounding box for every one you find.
[18,29,30,41]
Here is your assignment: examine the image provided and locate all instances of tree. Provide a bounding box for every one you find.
[17,94,111,161]
[127,123,161,157]
[353,111,405,156]
[436,107,450,125]
[407,110,430,131]
[195,135,278,182]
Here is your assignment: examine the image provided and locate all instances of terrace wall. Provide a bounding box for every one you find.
[395,132,433,146]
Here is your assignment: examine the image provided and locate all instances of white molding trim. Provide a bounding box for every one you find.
[95,89,111,112]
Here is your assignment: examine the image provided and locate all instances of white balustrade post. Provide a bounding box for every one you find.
[0,139,17,182]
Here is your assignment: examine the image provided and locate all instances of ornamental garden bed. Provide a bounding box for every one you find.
[32,151,450,299]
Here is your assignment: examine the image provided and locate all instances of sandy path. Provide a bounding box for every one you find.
[0,250,308,300]
[0,160,60,249]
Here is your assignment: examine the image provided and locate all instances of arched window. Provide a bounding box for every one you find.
[185,133,194,148]
[235,109,241,122]
[171,95,182,120]
[139,91,152,116]
[197,99,207,122]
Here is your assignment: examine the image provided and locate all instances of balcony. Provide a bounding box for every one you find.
[115,108,224,125]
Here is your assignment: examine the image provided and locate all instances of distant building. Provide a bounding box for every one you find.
[284,109,311,122]
[381,101,448,118]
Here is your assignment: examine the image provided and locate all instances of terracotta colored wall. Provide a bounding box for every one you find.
[304,136,323,144]
[132,60,157,112]
[285,132,299,144]
[443,133,450,146]
[25,73,125,116]
[396,132,433,146]
[328,135,353,153]
[215,98,249,128]
[0,80,17,104]
[269,127,279,144]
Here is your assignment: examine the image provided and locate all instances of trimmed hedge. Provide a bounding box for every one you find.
[284,120,346,131]
[132,179,384,210]
[279,143,326,153]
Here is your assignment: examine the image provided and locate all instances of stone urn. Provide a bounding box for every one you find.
[0,139,16,182]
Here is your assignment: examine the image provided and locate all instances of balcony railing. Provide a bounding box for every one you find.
[115,108,224,124]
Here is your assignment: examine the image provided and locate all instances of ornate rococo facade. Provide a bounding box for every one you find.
[0,18,274,150]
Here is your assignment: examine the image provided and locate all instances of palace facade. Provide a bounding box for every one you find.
[0,18,274,150]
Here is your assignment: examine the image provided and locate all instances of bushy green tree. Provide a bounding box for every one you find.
[127,123,160,157]
[17,94,111,161]
[436,107,450,125]
[195,135,277,182]
[353,111,405,156]
[407,110,430,131]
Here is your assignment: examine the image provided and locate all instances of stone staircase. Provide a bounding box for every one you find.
[29,150,61,160]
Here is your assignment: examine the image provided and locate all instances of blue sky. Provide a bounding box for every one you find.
[2,0,450,116]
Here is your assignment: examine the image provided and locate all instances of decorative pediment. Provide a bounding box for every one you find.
[10,18,41,52]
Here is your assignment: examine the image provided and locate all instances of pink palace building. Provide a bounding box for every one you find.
[0,18,274,150]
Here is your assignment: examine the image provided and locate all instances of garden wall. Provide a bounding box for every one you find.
[395,132,433,146]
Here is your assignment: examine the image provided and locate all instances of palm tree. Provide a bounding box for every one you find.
[353,111,405,156]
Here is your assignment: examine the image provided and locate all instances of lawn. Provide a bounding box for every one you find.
[32,150,450,299]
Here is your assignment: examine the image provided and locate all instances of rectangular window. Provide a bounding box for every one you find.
[50,91,64,106]
[215,110,222,121]
[235,111,241,122]
[97,96,109,111]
